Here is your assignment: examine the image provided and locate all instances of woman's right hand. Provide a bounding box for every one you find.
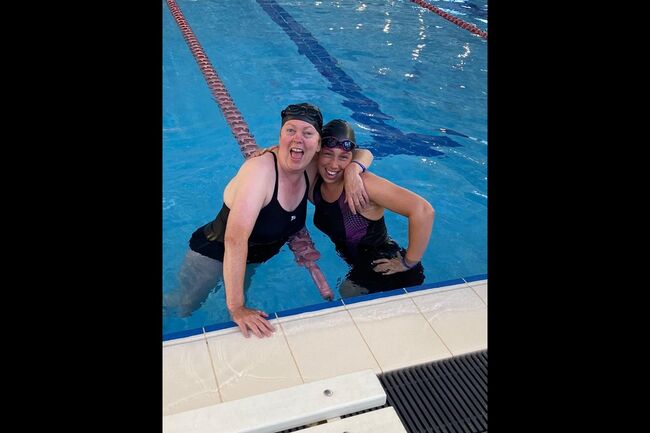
[229,305,276,338]
[371,251,417,275]
[248,145,278,159]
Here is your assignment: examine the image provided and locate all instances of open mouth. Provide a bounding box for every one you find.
[289,147,304,161]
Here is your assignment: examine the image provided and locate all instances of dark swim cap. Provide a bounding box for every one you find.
[281,103,323,136]
[322,119,357,145]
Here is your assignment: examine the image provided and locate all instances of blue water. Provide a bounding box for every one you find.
[163,0,487,335]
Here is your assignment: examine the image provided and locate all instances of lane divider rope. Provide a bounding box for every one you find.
[167,0,258,157]
[411,0,487,40]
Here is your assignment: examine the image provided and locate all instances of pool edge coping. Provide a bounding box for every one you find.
[163,273,487,342]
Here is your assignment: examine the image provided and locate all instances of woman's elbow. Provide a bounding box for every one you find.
[421,201,435,225]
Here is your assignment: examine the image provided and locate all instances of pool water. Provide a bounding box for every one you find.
[163,0,487,334]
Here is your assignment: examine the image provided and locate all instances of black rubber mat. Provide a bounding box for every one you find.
[377,350,487,433]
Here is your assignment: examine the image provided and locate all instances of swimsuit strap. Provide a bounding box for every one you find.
[270,151,309,203]
[269,151,279,200]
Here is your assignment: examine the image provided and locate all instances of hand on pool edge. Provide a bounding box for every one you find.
[230,306,275,338]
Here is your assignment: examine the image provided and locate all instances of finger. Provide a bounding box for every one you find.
[255,316,275,336]
[238,322,250,338]
[362,189,369,205]
[353,196,363,211]
[248,321,263,338]
[261,321,275,337]
[372,259,389,265]
[347,196,357,215]
[257,310,269,318]
[258,314,275,331]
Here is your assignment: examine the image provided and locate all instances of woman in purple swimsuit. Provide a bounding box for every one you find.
[310,119,435,297]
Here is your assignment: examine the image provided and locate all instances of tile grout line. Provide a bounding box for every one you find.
[275,313,306,384]
[201,327,225,403]
[470,285,488,307]
[342,300,387,374]
[408,297,455,357]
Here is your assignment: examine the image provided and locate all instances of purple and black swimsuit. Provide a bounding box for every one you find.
[312,176,424,293]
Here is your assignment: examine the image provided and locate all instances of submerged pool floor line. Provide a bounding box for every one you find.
[256,0,465,158]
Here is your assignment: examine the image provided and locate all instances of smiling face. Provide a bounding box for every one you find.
[278,119,321,172]
[318,146,353,184]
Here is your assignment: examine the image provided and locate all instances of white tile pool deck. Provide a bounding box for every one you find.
[163,276,487,419]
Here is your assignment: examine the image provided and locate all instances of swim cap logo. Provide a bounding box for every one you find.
[291,215,296,221]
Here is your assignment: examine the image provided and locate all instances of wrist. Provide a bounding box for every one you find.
[401,255,419,269]
[227,303,244,313]
[350,160,366,173]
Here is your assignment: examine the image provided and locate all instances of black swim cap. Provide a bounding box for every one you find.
[322,119,356,144]
[281,103,323,136]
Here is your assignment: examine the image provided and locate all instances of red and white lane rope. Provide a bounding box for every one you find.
[166,0,334,300]
[166,0,258,158]
[411,0,487,40]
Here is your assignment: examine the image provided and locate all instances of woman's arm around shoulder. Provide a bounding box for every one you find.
[343,148,374,214]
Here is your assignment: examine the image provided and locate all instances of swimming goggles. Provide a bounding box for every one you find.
[322,136,356,151]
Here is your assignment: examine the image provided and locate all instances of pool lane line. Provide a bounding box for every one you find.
[256,0,464,158]
[165,0,334,301]
[411,0,488,40]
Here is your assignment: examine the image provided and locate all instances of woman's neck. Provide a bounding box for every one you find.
[275,150,305,186]
[320,177,344,202]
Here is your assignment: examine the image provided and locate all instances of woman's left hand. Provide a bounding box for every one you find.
[343,165,369,214]
[371,252,411,275]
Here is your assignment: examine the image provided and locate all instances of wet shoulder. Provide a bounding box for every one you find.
[224,153,276,206]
